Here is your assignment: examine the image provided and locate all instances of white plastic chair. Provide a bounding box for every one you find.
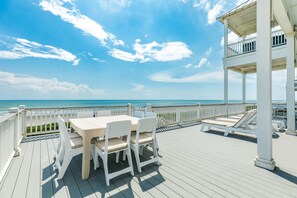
[133,110,144,118]
[144,111,157,118]
[53,116,80,162]
[92,120,134,186]
[144,111,159,151]
[55,116,83,180]
[77,111,94,118]
[130,117,160,172]
[97,110,112,117]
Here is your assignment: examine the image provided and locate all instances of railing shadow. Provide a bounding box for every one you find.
[203,129,280,143]
[273,167,297,185]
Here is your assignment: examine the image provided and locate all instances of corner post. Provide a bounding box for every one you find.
[9,107,21,157]
[128,103,132,116]
[254,0,275,170]
[286,32,296,135]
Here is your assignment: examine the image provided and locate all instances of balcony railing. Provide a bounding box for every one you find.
[227,29,286,57]
[0,102,257,182]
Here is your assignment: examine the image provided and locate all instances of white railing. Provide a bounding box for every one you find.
[151,103,257,128]
[25,104,132,136]
[0,106,24,183]
[227,29,286,57]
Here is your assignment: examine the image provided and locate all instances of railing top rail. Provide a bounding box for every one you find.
[0,112,17,124]
[25,104,130,111]
[228,29,285,46]
[152,103,256,108]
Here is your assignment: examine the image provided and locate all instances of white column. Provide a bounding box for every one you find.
[224,19,228,58]
[242,73,246,103]
[286,32,296,135]
[223,19,229,105]
[224,67,228,103]
[254,0,275,170]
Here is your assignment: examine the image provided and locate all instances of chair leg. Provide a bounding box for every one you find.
[153,140,160,165]
[133,147,142,173]
[155,138,159,151]
[54,140,61,160]
[57,154,72,180]
[116,152,120,163]
[139,146,144,156]
[103,155,110,186]
[126,149,134,176]
[122,150,126,161]
[91,145,99,170]
[54,144,65,170]
[224,130,229,137]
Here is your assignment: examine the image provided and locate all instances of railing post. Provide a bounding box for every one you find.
[146,103,152,112]
[197,103,201,120]
[19,105,26,138]
[176,108,180,123]
[127,103,132,116]
[226,103,229,117]
[9,107,21,157]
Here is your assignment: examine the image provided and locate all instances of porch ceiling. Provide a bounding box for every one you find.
[227,57,292,74]
[217,0,257,37]
[286,0,297,25]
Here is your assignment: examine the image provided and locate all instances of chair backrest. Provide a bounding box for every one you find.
[234,109,257,128]
[97,110,112,117]
[104,120,132,153]
[144,111,157,118]
[133,110,144,118]
[57,116,71,151]
[135,117,157,144]
[77,111,94,118]
[105,120,132,138]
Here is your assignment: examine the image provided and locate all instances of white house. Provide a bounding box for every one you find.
[217,0,297,170]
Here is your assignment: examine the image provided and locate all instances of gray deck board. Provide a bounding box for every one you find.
[1,124,297,198]
[26,138,41,198]
[12,140,34,198]
[0,142,28,198]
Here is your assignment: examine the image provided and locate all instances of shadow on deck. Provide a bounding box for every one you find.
[1,124,297,198]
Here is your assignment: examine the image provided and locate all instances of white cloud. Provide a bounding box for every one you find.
[109,48,137,62]
[131,83,152,96]
[98,0,131,12]
[236,0,247,6]
[194,46,212,68]
[0,71,104,99]
[193,0,226,25]
[179,0,188,3]
[149,70,225,83]
[185,63,192,68]
[207,0,225,24]
[39,0,124,47]
[149,68,244,83]
[196,58,208,68]
[109,41,192,62]
[132,84,146,92]
[92,57,105,62]
[0,37,79,65]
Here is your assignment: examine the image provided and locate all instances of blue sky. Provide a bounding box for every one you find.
[0,0,287,100]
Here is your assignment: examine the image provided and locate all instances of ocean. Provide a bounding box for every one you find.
[0,99,257,113]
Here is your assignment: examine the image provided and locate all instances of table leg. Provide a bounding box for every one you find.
[82,136,91,180]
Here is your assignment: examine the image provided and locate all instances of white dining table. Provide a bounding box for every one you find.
[69,115,139,180]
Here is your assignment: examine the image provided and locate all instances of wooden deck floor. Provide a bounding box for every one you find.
[1,124,297,198]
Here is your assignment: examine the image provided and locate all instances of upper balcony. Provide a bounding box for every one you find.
[217,0,297,74]
[227,29,287,57]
